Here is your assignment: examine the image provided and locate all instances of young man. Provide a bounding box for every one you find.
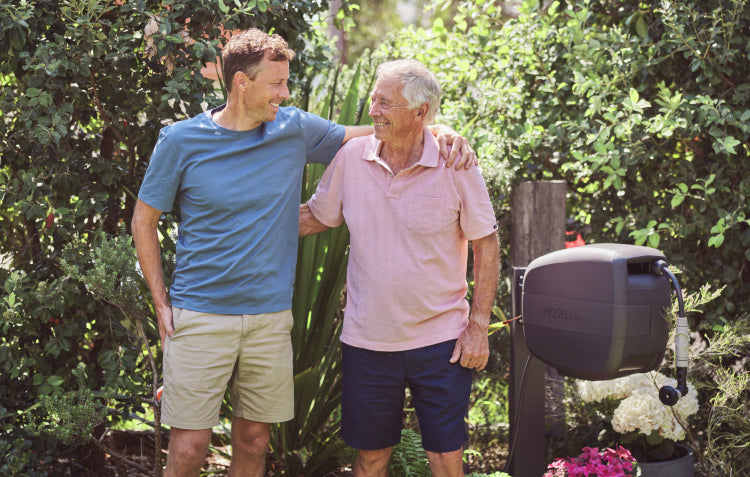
[132,30,474,477]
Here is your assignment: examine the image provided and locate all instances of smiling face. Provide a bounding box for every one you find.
[368,75,426,145]
[237,54,290,128]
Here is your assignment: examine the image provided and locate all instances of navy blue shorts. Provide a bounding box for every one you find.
[341,340,472,453]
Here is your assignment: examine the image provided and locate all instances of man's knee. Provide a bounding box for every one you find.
[236,431,270,456]
[354,448,393,476]
[232,418,271,456]
[166,428,212,475]
[425,448,464,477]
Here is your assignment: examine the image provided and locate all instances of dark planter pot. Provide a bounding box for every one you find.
[638,444,694,477]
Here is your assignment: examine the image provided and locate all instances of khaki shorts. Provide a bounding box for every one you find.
[161,307,295,430]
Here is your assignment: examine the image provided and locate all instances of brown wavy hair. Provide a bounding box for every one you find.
[222,28,295,93]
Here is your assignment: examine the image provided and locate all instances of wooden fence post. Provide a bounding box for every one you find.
[509,180,566,266]
[507,180,566,477]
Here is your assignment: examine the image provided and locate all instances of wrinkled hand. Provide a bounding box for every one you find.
[450,320,490,371]
[437,134,478,170]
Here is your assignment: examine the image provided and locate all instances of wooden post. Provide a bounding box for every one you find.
[508,180,566,477]
[509,180,566,265]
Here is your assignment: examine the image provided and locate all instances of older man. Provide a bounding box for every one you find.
[299,59,500,477]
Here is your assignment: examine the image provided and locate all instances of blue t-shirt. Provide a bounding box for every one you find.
[138,105,346,314]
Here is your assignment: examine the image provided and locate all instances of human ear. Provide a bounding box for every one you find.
[234,71,248,90]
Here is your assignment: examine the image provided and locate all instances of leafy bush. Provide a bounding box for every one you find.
[26,363,108,447]
[364,0,750,329]
[690,315,750,476]
[0,0,338,472]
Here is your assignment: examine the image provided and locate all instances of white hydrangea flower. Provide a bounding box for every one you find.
[577,371,698,442]
[577,373,650,403]
[611,391,672,436]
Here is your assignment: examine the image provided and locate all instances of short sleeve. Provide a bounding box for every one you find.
[307,150,347,228]
[298,109,346,165]
[137,127,181,213]
[456,167,498,240]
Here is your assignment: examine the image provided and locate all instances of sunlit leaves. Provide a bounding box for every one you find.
[376,0,750,327]
[1,1,337,471]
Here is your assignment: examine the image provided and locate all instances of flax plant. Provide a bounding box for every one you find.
[268,62,371,476]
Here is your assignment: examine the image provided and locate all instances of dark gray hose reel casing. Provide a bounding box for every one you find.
[522,244,671,380]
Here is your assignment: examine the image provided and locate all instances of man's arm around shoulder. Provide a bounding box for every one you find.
[299,203,331,237]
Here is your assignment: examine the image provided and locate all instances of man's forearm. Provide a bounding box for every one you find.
[299,203,330,237]
[469,231,501,330]
[132,202,169,309]
[342,125,374,144]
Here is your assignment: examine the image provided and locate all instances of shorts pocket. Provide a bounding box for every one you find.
[280,309,294,333]
[171,306,184,335]
[406,195,453,236]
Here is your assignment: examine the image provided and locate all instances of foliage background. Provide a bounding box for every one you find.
[354,0,750,330]
[0,0,348,473]
[2,0,749,475]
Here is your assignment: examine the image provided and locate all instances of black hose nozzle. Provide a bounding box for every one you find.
[659,366,688,406]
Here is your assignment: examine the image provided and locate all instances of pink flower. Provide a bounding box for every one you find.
[545,445,638,477]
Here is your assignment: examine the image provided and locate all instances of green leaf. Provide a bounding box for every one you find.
[337,61,361,125]
[615,220,624,236]
[647,233,660,248]
[708,234,725,248]
[629,88,639,104]
[718,136,740,154]
[671,194,685,207]
[46,375,64,386]
[636,15,648,38]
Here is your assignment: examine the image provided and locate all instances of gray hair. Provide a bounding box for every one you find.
[375,59,441,123]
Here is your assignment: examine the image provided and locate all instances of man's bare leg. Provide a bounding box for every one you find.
[164,427,212,477]
[227,416,271,477]
[426,448,464,477]
[353,447,393,477]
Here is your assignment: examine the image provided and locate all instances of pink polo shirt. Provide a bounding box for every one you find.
[308,129,498,352]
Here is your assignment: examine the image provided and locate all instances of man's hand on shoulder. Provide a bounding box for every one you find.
[429,124,478,170]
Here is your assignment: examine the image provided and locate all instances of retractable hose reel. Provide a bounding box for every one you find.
[521,243,690,405]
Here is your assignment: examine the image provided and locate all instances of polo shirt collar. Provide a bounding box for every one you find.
[362,128,440,168]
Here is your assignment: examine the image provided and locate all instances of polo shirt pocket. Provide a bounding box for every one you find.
[406,195,450,236]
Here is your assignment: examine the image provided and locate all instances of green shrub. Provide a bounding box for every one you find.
[363,0,750,329]
[0,0,339,472]
[690,315,750,476]
[26,363,108,447]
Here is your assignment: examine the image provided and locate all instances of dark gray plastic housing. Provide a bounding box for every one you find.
[522,244,671,380]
